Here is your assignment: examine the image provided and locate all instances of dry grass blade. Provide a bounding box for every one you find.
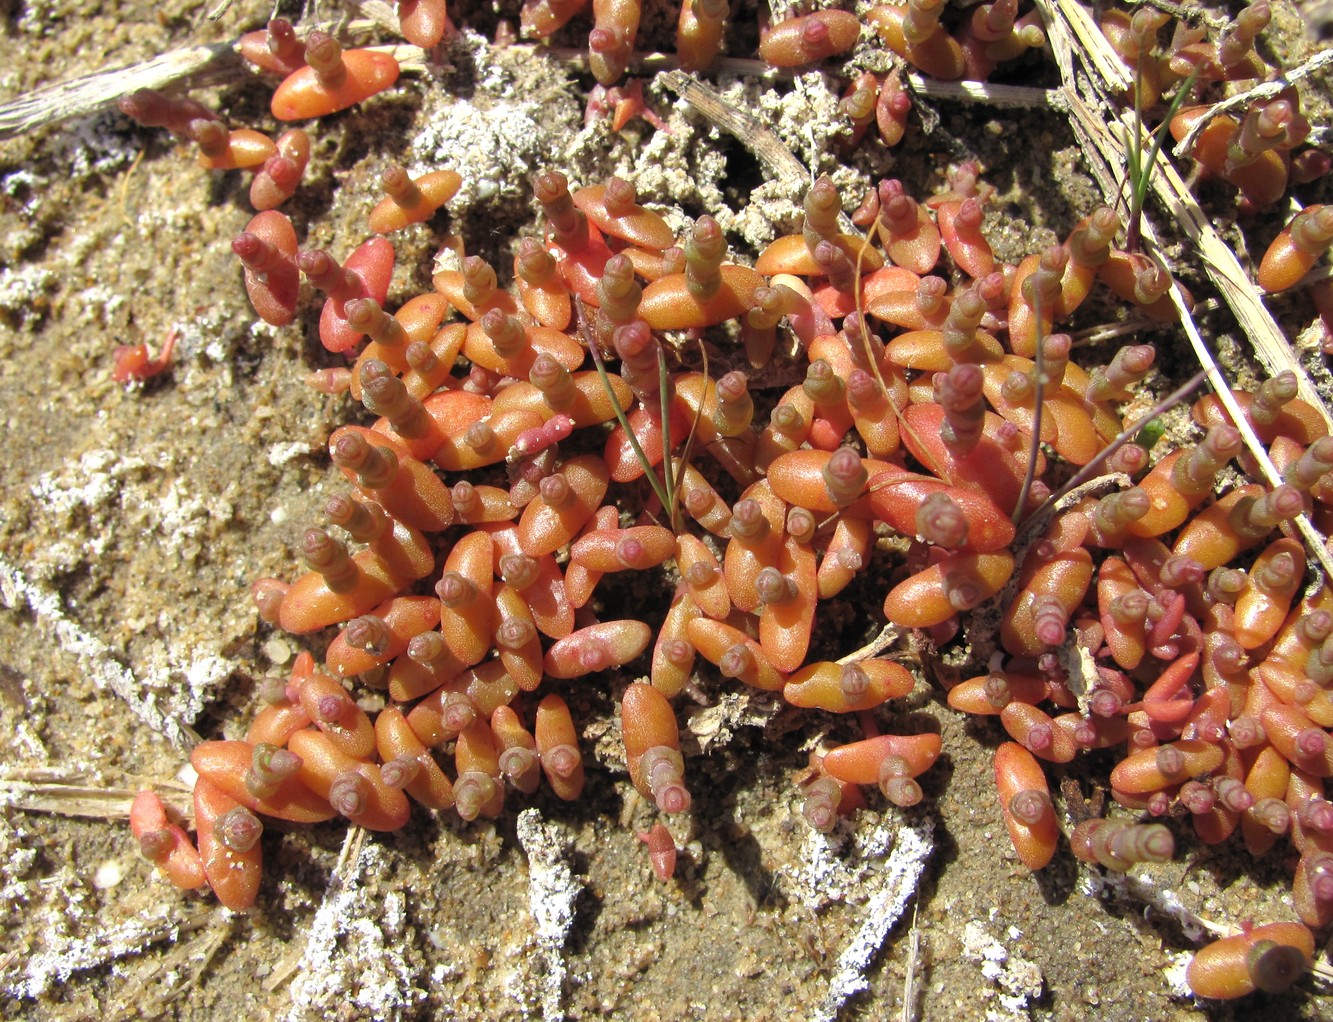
[657,71,808,188]
[900,903,924,1022]
[1171,49,1333,159]
[352,0,407,33]
[812,818,935,1022]
[1165,282,1333,584]
[1038,0,1333,584]
[109,916,234,1020]
[0,771,191,821]
[836,622,904,664]
[1043,0,1133,94]
[904,73,1060,109]
[1145,149,1331,429]
[1043,370,1207,512]
[1041,0,1333,434]
[0,43,241,142]
[0,26,425,143]
[1103,871,1333,989]
[263,824,368,993]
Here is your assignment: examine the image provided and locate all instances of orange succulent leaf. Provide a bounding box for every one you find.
[271,50,400,121]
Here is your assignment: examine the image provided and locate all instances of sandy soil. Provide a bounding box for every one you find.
[1,1,1331,1020]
